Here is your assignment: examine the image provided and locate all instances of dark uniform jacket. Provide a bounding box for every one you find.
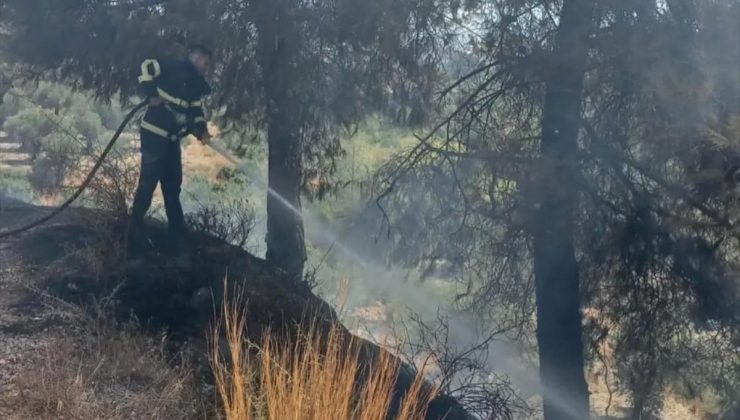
[137,57,211,143]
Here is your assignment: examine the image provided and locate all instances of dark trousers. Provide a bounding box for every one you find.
[131,130,185,234]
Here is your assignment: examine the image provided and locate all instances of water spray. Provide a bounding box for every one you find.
[204,139,586,419]
[204,139,368,267]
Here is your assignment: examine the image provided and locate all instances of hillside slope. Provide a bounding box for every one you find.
[0,196,471,419]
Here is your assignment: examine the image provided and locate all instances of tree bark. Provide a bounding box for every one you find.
[532,0,595,419]
[254,0,307,279]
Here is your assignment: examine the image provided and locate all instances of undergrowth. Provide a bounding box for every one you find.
[15,314,204,420]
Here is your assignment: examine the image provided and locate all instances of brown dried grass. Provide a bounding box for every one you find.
[210,287,437,420]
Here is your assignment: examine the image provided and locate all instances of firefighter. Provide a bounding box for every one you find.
[130,45,213,252]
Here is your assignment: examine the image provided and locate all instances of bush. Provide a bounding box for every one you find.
[0,167,35,201]
[83,148,141,219]
[27,132,80,193]
[69,108,106,152]
[0,91,21,122]
[3,107,56,157]
[186,197,256,248]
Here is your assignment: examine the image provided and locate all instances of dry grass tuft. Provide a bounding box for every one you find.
[15,317,204,420]
[210,286,438,420]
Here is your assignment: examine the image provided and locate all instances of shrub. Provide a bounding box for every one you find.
[0,167,35,201]
[3,107,56,157]
[186,197,256,249]
[27,132,79,193]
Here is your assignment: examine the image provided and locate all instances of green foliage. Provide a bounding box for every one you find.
[0,167,35,202]
[1,82,127,192]
[3,108,55,156]
[0,92,22,121]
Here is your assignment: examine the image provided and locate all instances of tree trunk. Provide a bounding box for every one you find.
[532,0,595,419]
[264,102,306,279]
[255,0,307,279]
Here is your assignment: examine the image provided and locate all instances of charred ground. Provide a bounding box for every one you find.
[0,197,470,419]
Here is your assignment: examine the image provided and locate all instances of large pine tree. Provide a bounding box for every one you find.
[376,0,739,418]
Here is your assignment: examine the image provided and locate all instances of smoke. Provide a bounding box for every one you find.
[204,140,593,418]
